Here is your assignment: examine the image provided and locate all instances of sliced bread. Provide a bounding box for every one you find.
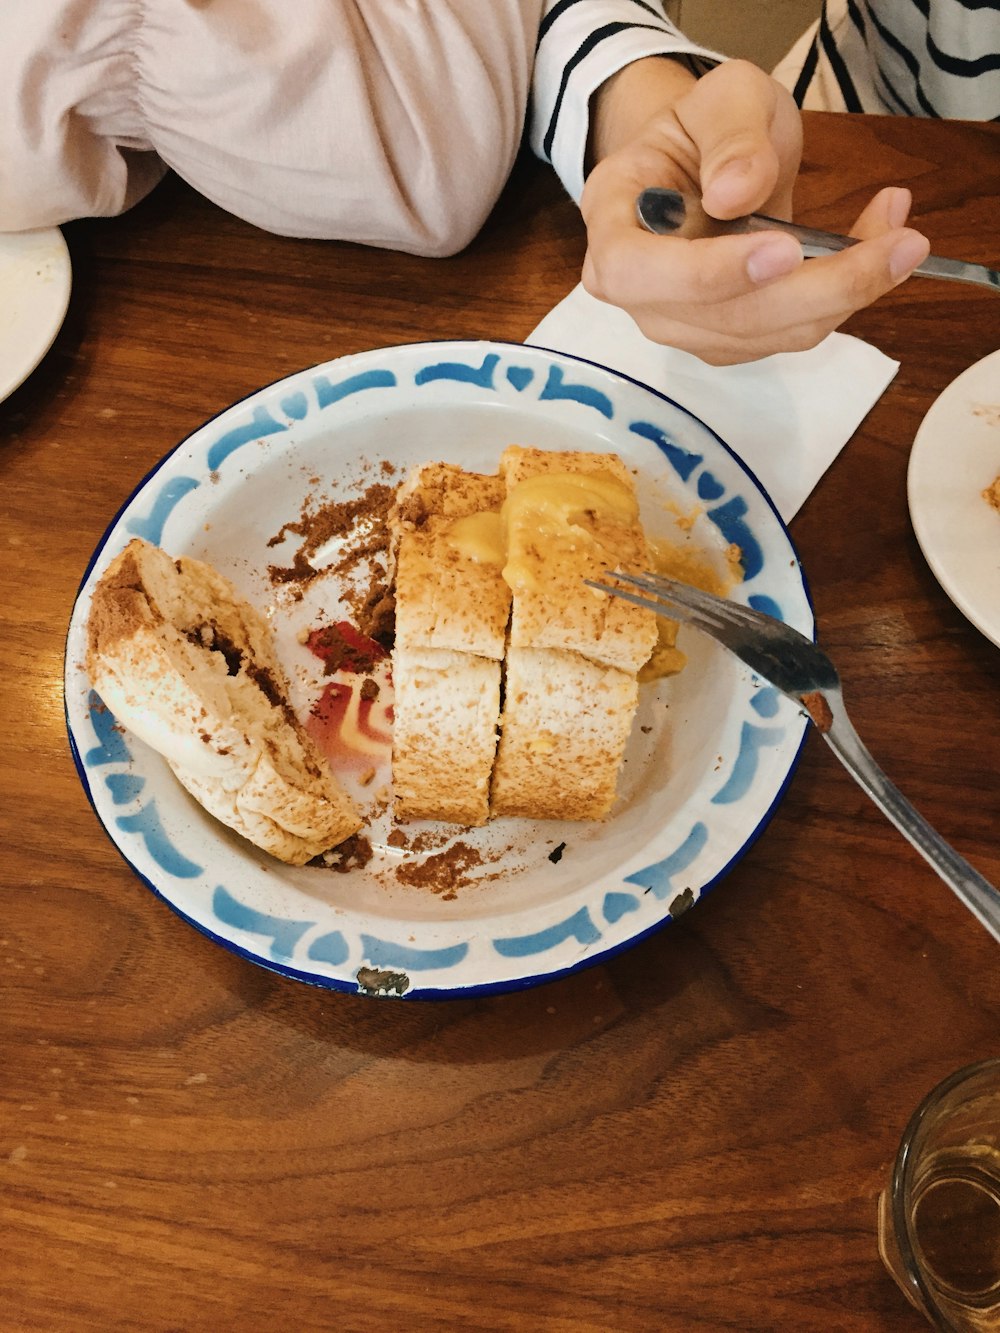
[391,646,501,825]
[490,646,639,820]
[499,445,657,673]
[86,538,361,865]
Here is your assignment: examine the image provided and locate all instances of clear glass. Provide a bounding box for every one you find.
[879,1058,1000,1331]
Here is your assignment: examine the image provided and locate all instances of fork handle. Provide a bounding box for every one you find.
[821,713,1000,943]
[745,214,1000,290]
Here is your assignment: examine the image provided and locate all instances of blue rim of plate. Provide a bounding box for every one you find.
[64,339,813,999]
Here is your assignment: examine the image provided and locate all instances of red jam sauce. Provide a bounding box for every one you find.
[304,621,393,775]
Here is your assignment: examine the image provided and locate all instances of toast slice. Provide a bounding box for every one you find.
[489,646,639,820]
[489,446,655,820]
[389,447,656,827]
[389,463,508,823]
[391,463,509,659]
[499,445,657,674]
[391,646,501,825]
[86,538,361,865]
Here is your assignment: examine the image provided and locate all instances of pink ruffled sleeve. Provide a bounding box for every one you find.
[1,0,715,253]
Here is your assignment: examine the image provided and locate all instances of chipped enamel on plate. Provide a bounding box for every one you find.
[65,341,812,998]
[0,228,72,403]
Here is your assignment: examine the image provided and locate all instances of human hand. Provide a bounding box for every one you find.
[581,59,931,364]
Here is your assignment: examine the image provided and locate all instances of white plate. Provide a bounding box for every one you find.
[0,228,72,403]
[908,348,1000,649]
[65,341,812,998]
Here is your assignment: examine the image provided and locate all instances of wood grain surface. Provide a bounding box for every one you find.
[2,112,998,1333]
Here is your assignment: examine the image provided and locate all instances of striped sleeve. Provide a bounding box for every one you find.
[530,0,723,202]
[772,0,1000,120]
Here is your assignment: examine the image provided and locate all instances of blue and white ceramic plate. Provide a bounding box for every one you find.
[65,341,812,999]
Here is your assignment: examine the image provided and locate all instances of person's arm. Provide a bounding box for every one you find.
[1,0,539,253]
[587,54,700,170]
[530,0,721,205]
[581,57,930,362]
[529,2,931,364]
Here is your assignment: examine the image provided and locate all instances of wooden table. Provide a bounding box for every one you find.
[2,112,998,1332]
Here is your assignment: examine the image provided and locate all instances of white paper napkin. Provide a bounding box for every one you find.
[527,284,899,522]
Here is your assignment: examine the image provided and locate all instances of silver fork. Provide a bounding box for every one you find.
[636,187,1000,292]
[587,569,1000,944]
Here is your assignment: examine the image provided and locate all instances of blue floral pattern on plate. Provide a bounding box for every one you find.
[64,341,812,999]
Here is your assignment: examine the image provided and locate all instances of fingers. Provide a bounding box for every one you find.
[675,62,803,220]
[579,66,928,364]
[586,202,928,313]
[849,185,912,240]
[583,222,932,365]
[582,151,804,305]
[840,185,929,281]
[885,229,931,280]
[586,226,804,308]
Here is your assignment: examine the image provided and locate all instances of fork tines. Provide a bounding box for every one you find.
[586,568,748,633]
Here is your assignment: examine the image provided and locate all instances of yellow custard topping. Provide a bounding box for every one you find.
[444,467,742,684]
[638,536,743,682]
[445,469,636,591]
[444,510,505,565]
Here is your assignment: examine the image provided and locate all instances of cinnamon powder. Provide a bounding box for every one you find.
[267,481,395,627]
[394,842,484,898]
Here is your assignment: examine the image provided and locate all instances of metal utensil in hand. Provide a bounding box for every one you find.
[588,568,1000,945]
[636,187,1000,292]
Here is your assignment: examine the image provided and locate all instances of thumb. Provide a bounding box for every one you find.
[676,61,802,219]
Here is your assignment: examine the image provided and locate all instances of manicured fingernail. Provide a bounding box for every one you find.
[746,236,802,283]
[889,230,930,280]
[886,186,912,230]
